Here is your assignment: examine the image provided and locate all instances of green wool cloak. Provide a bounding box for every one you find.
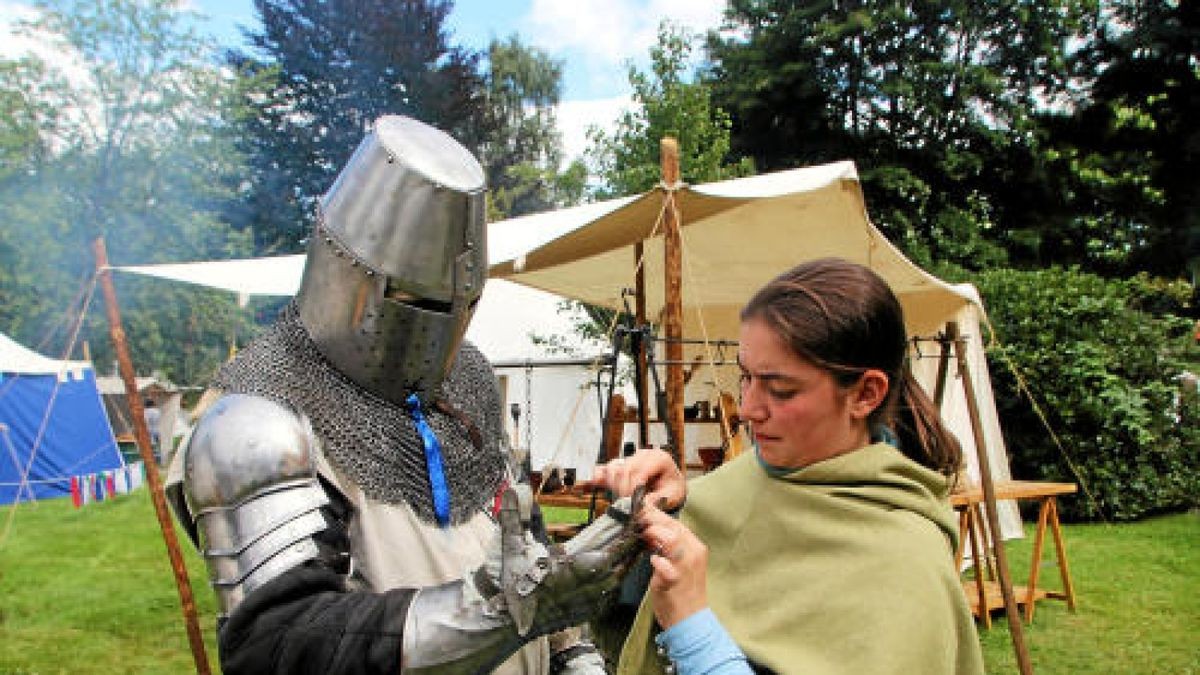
[618,443,985,675]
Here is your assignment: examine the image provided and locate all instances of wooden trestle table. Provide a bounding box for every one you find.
[950,480,1079,627]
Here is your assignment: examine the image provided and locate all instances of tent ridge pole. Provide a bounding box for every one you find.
[660,137,685,468]
[92,237,212,675]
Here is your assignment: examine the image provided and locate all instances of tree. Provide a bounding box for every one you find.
[0,0,256,385]
[589,21,753,198]
[231,0,490,252]
[705,0,1096,270]
[478,35,585,220]
[0,59,59,184]
[1027,0,1199,279]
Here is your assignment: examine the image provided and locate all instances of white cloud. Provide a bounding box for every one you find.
[523,0,724,162]
[557,95,633,162]
[523,0,723,65]
[521,0,724,101]
[0,1,47,59]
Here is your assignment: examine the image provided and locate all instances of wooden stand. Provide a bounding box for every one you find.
[952,480,1079,626]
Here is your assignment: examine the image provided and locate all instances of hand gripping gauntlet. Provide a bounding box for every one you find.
[400,485,645,674]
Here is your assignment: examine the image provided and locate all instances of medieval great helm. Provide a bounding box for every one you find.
[296,115,487,405]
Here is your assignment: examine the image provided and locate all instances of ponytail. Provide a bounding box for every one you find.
[888,370,962,479]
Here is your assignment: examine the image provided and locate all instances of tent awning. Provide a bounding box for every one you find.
[0,333,91,380]
[110,159,978,340]
[116,254,306,297]
[489,160,975,339]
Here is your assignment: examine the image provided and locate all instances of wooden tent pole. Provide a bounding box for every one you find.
[634,242,650,447]
[92,237,212,675]
[660,137,685,469]
[933,331,952,408]
[947,321,1033,675]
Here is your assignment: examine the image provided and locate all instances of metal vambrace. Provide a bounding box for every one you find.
[400,485,646,674]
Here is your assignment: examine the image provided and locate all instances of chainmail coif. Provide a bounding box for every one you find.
[211,302,508,525]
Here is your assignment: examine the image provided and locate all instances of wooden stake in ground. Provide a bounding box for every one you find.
[948,321,1033,675]
[92,237,212,675]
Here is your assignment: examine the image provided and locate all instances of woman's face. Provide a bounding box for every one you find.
[737,317,874,468]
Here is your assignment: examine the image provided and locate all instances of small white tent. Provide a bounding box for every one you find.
[466,280,617,474]
[112,258,618,476]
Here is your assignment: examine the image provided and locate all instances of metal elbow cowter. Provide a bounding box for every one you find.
[181,394,333,618]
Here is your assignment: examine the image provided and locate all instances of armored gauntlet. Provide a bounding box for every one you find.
[401,485,645,674]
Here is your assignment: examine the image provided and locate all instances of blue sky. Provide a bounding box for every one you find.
[185,0,726,157]
[187,0,725,100]
[0,0,726,159]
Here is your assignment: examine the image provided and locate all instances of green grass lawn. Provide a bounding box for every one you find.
[973,511,1200,673]
[1,489,1196,674]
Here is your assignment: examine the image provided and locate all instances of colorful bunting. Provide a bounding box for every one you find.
[65,462,146,508]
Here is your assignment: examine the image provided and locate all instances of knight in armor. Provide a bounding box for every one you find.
[166,115,645,674]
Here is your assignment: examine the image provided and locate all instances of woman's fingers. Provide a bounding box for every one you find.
[638,504,699,563]
[587,448,685,508]
[642,508,709,629]
[640,520,680,557]
[648,551,681,588]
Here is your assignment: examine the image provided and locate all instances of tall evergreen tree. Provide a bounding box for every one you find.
[706,0,1094,269]
[231,0,489,252]
[1031,0,1199,279]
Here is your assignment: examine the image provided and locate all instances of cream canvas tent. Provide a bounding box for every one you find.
[487,160,1020,535]
[462,279,616,474]
[114,159,1020,535]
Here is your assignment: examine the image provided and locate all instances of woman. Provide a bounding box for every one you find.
[596,258,985,674]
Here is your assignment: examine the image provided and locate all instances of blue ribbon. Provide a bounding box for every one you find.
[405,393,451,527]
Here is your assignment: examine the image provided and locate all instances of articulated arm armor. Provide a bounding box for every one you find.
[401,485,646,674]
[177,393,339,619]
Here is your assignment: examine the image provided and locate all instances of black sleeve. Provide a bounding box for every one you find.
[218,565,415,675]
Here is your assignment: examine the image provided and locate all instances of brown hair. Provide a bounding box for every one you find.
[740,258,962,475]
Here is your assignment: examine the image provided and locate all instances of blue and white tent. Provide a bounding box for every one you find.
[0,332,124,505]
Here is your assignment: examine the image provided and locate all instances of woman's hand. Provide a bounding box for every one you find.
[589,447,686,511]
[638,503,709,629]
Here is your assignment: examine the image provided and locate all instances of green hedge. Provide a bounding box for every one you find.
[969,267,1198,521]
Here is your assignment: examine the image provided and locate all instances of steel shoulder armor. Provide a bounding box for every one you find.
[181,393,334,618]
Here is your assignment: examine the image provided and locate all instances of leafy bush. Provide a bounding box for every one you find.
[970,267,1198,521]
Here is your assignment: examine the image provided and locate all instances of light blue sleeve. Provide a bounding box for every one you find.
[655,608,753,675]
